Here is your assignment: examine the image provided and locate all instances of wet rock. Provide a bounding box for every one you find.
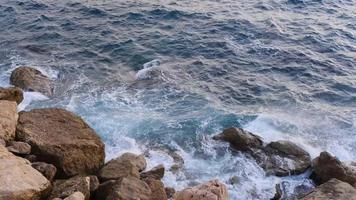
[16,108,105,178]
[165,187,175,199]
[212,127,263,151]
[174,179,229,200]
[311,151,356,185]
[299,179,356,200]
[6,141,31,155]
[0,145,51,200]
[0,100,18,141]
[10,66,53,96]
[271,184,282,200]
[98,153,144,182]
[141,164,165,180]
[49,176,91,200]
[89,175,100,192]
[254,140,311,176]
[94,177,152,200]
[228,176,240,185]
[145,178,167,200]
[0,87,23,104]
[31,162,57,182]
[63,192,85,200]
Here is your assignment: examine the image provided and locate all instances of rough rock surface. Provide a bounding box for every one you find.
[299,179,356,200]
[254,140,311,176]
[0,138,6,146]
[212,127,263,151]
[145,178,167,200]
[141,164,165,180]
[95,177,152,200]
[98,153,145,181]
[165,187,176,199]
[63,192,85,200]
[0,145,51,200]
[312,151,356,185]
[6,141,31,155]
[89,175,100,192]
[10,66,53,96]
[32,162,57,182]
[174,180,229,200]
[0,87,23,104]
[49,176,91,200]
[16,108,105,177]
[0,100,18,141]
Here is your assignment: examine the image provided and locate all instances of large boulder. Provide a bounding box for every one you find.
[253,140,311,176]
[98,153,146,182]
[145,178,167,200]
[141,164,165,180]
[174,180,229,200]
[0,145,51,200]
[299,179,356,200]
[31,162,57,182]
[10,66,53,96]
[0,100,18,141]
[212,127,263,152]
[311,151,356,185]
[94,177,152,200]
[49,176,91,200]
[16,108,105,178]
[0,87,23,104]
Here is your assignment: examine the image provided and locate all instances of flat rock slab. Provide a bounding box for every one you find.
[0,145,51,200]
[16,108,105,178]
[0,100,18,141]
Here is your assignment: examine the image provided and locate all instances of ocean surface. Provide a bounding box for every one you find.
[0,0,355,199]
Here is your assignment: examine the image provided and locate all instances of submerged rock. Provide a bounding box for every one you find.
[174,179,229,200]
[254,140,311,176]
[6,141,31,155]
[0,100,18,141]
[31,162,57,182]
[311,151,356,185]
[98,153,144,182]
[16,108,105,178]
[141,164,165,180]
[49,176,91,200]
[212,127,263,152]
[299,179,356,200]
[0,145,51,200]
[10,66,53,96]
[0,87,23,104]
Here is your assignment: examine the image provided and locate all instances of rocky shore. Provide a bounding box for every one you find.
[0,66,355,200]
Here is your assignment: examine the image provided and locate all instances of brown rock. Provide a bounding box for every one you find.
[63,191,85,200]
[212,127,263,151]
[174,180,229,200]
[16,108,105,178]
[98,153,145,182]
[95,177,152,200]
[254,140,311,176]
[32,162,57,182]
[0,100,18,141]
[165,187,176,199]
[0,145,51,200]
[6,141,31,155]
[145,178,167,200]
[141,164,165,180]
[49,176,91,200]
[89,175,100,192]
[24,154,37,162]
[0,138,5,146]
[311,151,356,185]
[299,179,356,200]
[10,66,53,96]
[0,87,23,104]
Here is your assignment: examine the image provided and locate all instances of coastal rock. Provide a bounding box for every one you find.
[0,145,51,200]
[0,138,5,146]
[49,176,91,200]
[10,66,53,96]
[0,100,18,141]
[145,178,167,200]
[299,179,356,200]
[311,151,356,185]
[212,127,263,151]
[0,87,23,104]
[94,177,152,200]
[31,162,57,182]
[141,164,165,180]
[24,154,37,162]
[165,187,176,199]
[254,140,311,176]
[174,180,229,200]
[63,192,85,200]
[89,175,100,192]
[6,141,31,155]
[16,108,105,177]
[98,153,145,181]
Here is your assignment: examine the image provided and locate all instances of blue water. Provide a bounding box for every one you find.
[0,0,355,199]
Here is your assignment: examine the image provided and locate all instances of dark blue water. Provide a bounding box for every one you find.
[0,0,355,199]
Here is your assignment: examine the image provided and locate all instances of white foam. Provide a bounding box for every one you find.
[18,92,49,111]
[135,59,161,80]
